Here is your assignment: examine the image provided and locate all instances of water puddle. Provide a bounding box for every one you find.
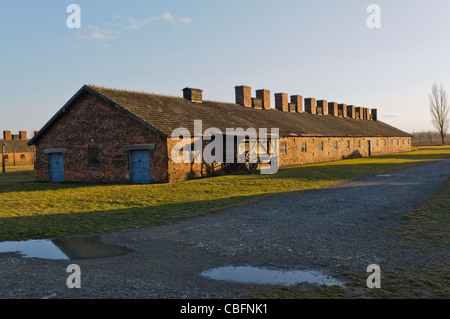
[0,236,133,260]
[376,174,392,177]
[201,266,342,286]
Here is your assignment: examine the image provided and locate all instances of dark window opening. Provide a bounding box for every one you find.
[87,148,100,167]
[334,141,338,151]
[346,140,350,150]
[20,154,25,159]
[319,141,324,152]
[301,141,307,153]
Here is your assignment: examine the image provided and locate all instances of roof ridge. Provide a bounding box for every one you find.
[86,84,185,100]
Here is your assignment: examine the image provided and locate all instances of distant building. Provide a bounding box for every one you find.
[1,131,35,165]
[28,85,412,183]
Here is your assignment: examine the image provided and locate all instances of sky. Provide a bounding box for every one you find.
[1,0,450,135]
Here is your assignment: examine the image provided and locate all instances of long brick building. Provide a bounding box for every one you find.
[28,85,412,183]
[1,131,35,166]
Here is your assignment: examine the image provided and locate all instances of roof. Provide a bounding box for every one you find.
[0,139,34,153]
[29,85,411,145]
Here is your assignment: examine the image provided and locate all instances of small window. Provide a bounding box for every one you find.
[3,154,8,159]
[346,140,350,150]
[358,141,361,148]
[408,139,410,145]
[319,141,324,152]
[403,139,405,145]
[301,141,307,153]
[334,141,338,151]
[397,139,399,145]
[384,140,387,146]
[280,141,287,155]
[87,148,100,167]
[20,154,25,159]
[376,140,379,147]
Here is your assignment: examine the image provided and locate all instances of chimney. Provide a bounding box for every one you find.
[235,85,252,108]
[255,89,271,110]
[355,107,362,119]
[289,103,297,113]
[371,109,378,121]
[338,104,347,117]
[317,100,328,115]
[290,95,303,112]
[328,102,338,116]
[3,131,11,140]
[252,98,263,109]
[347,105,356,118]
[275,93,289,112]
[183,88,203,103]
[305,98,317,115]
[19,131,27,140]
[365,108,370,120]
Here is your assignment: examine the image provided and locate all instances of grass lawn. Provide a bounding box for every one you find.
[0,146,449,241]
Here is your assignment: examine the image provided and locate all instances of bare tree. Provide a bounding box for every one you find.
[429,83,449,144]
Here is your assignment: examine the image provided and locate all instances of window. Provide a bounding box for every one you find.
[403,139,405,145]
[280,141,287,155]
[358,141,361,148]
[376,140,379,147]
[301,141,307,153]
[334,141,338,151]
[384,140,387,146]
[408,139,410,145]
[3,154,8,159]
[346,140,350,150]
[397,139,399,145]
[319,141,324,152]
[87,148,100,167]
[20,154,25,159]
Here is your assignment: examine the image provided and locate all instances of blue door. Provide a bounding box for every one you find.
[130,150,151,184]
[49,153,65,182]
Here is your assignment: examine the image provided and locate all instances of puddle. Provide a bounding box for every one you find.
[376,174,392,177]
[201,266,342,286]
[0,236,133,260]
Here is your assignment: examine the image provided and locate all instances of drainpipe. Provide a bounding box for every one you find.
[1,144,5,173]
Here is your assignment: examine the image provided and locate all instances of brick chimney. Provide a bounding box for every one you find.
[317,100,328,115]
[235,85,252,108]
[183,88,203,103]
[305,98,317,115]
[365,108,371,120]
[347,105,356,118]
[3,131,11,140]
[371,109,378,121]
[355,107,362,119]
[255,89,271,110]
[290,95,303,112]
[252,98,263,109]
[338,104,347,117]
[275,93,289,112]
[328,102,338,116]
[19,131,27,140]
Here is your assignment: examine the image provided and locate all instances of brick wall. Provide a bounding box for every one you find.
[0,152,34,165]
[279,136,412,166]
[34,92,169,183]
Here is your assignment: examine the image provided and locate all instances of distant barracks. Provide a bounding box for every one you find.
[28,85,412,184]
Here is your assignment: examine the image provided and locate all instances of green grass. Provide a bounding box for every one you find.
[0,146,449,241]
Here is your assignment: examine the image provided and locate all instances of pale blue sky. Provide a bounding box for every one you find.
[1,0,449,135]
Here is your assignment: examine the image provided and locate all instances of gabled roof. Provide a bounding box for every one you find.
[0,139,33,153]
[29,85,411,146]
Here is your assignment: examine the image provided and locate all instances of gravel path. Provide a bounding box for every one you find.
[0,160,449,299]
